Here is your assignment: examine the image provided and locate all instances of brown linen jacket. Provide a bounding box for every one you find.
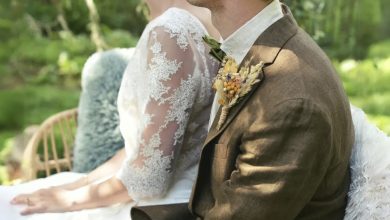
[188,7,354,220]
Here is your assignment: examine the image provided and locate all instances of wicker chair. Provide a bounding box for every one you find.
[22,108,78,181]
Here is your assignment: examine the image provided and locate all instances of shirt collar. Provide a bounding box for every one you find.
[220,0,284,65]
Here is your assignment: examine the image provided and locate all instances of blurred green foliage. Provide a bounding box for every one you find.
[0,0,143,89]
[284,0,389,59]
[0,86,80,130]
[336,40,390,134]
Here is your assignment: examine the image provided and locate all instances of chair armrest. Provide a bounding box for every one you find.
[22,108,78,181]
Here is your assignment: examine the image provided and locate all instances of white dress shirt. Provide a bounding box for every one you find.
[208,0,284,130]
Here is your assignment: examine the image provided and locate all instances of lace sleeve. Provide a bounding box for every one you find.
[116,26,200,201]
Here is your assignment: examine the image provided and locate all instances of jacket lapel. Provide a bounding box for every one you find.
[203,8,298,148]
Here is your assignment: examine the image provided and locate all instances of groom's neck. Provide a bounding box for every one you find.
[211,0,271,39]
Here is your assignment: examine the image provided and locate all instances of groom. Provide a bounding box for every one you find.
[131,0,354,219]
[185,0,354,219]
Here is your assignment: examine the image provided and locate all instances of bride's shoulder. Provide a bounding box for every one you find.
[350,104,366,121]
[149,7,206,37]
[154,7,195,25]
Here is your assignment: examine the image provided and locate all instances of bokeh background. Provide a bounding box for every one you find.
[0,0,389,184]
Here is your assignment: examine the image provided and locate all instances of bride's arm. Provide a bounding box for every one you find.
[12,147,126,194]
[115,26,200,201]
[11,176,132,215]
[10,149,128,214]
[68,177,132,211]
[53,148,126,191]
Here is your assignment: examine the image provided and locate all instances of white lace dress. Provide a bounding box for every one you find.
[0,8,216,220]
[115,7,216,205]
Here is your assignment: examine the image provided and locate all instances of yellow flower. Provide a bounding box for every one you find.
[223,58,238,74]
[213,79,224,91]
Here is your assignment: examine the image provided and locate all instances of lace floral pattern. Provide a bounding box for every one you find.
[116,8,217,201]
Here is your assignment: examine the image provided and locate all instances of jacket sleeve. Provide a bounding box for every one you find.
[221,98,335,219]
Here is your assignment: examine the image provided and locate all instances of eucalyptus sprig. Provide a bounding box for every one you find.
[202,35,226,62]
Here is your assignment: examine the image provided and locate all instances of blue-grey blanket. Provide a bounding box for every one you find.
[72,48,134,173]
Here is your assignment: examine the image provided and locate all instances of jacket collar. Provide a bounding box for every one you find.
[203,5,298,147]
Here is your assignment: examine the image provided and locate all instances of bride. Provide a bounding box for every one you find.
[0,0,219,219]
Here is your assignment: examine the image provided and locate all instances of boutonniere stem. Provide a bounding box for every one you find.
[218,106,230,130]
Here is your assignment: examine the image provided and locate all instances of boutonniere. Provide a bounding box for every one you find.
[202,35,226,62]
[213,56,264,130]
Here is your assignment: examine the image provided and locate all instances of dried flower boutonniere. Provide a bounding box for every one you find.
[213,56,264,130]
